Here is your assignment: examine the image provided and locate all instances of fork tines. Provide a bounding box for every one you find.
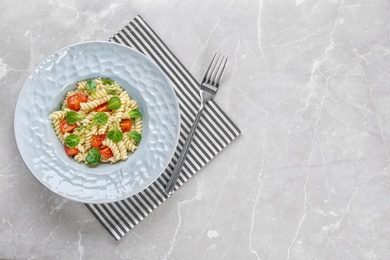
[202,53,228,90]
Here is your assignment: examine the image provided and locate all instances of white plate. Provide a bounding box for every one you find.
[14,41,180,203]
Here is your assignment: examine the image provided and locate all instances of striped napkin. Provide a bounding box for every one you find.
[85,15,241,241]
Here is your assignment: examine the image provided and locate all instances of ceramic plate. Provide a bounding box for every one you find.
[14,41,180,203]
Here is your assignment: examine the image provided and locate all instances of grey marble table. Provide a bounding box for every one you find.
[1,0,390,259]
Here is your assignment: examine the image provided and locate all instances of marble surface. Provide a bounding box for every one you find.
[1,0,390,259]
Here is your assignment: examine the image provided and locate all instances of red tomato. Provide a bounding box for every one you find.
[67,93,87,111]
[100,147,113,158]
[120,119,132,133]
[91,134,106,148]
[65,145,79,156]
[94,102,110,112]
[60,119,77,134]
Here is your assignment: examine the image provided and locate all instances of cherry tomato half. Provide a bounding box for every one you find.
[94,102,110,112]
[65,145,79,156]
[100,147,113,158]
[91,134,106,148]
[60,119,77,134]
[67,93,88,111]
[120,119,132,133]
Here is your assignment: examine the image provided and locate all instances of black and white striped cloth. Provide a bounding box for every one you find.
[85,15,241,241]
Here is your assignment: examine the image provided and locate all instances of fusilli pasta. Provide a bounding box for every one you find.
[49,77,143,166]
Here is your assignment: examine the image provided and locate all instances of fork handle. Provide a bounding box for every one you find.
[165,107,204,194]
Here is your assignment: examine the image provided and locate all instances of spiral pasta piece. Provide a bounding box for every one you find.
[133,117,143,134]
[101,157,117,164]
[52,118,63,143]
[84,125,98,151]
[120,91,130,103]
[80,96,110,112]
[49,111,66,120]
[80,111,97,125]
[76,142,86,153]
[128,100,138,110]
[74,152,87,163]
[88,89,107,101]
[123,133,138,153]
[113,105,125,123]
[102,139,121,161]
[117,141,128,160]
[76,81,87,92]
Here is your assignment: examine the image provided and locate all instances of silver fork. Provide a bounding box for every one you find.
[165,53,228,194]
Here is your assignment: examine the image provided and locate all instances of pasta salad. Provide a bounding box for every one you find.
[49,77,142,165]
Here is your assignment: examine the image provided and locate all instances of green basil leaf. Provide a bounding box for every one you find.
[86,147,101,166]
[76,125,84,132]
[107,97,122,111]
[107,125,123,143]
[127,131,142,142]
[93,112,108,126]
[50,122,55,129]
[86,79,97,93]
[65,111,84,124]
[102,78,114,85]
[128,110,142,119]
[65,134,81,148]
[105,88,117,95]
